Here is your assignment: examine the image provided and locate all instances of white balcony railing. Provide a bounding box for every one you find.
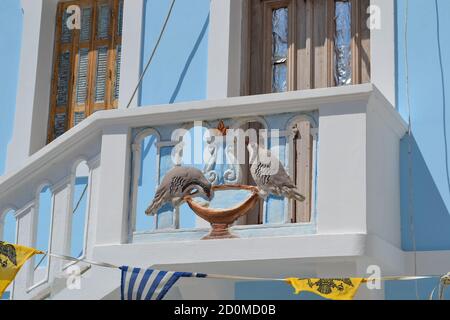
[0,84,408,299]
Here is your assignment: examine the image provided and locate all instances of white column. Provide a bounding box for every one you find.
[95,126,131,245]
[316,102,367,234]
[118,0,144,108]
[85,156,101,258]
[370,0,396,107]
[6,0,59,173]
[13,205,35,299]
[48,179,72,279]
[207,0,243,99]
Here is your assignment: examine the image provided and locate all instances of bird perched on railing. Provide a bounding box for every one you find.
[247,142,305,202]
[145,166,214,216]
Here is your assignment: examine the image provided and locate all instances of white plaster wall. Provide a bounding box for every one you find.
[84,157,101,258]
[13,205,35,300]
[207,0,243,99]
[316,101,368,235]
[95,125,131,245]
[366,95,402,247]
[370,0,396,107]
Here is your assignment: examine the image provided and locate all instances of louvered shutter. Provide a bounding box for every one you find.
[293,120,313,223]
[48,0,124,142]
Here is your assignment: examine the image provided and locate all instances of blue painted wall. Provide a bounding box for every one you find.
[381,0,450,301]
[397,0,450,251]
[139,0,210,106]
[0,0,22,176]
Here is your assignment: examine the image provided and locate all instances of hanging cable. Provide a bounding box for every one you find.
[125,0,176,109]
[403,0,420,300]
[37,251,448,284]
[33,253,48,272]
[72,184,88,215]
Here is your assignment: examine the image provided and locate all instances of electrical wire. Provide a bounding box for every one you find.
[72,184,88,215]
[125,0,176,109]
[37,251,448,284]
[403,0,420,300]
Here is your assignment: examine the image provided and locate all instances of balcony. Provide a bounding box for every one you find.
[0,84,408,299]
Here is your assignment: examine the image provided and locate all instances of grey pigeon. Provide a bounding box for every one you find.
[247,142,306,202]
[145,166,214,216]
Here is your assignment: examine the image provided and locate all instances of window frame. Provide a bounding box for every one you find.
[261,0,297,93]
[47,0,124,143]
[242,0,371,96]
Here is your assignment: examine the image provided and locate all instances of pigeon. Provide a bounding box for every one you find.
[247,142,306,202]
[145,166,214,216]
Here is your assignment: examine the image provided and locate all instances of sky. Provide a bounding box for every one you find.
[0,0,22,176]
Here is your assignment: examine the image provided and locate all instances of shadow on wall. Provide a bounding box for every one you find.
[400,135,450,251]
[169,14,210,103]
[140,0,210,106]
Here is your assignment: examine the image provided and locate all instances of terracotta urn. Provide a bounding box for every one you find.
[185,184,260,240]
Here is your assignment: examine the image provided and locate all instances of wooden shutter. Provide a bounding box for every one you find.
[243,0,371,95]
[292,120,313,223]
[48,0,123,142]
[351,0,371,84]
[236,121,265,225]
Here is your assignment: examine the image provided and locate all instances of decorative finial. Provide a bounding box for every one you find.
[217,120,229,136]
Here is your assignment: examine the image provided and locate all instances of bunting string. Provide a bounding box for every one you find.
[45,251,445,284]
[1,244,449,300]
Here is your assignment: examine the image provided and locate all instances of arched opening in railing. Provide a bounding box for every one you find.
[132,129,161,233]
[32,184,53,287]
[178,124,211,230]
[1,209,16,243]
[69,160,90,259]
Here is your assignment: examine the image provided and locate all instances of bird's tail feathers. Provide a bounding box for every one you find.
[283,187,306,202]
[145,191,165,216]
